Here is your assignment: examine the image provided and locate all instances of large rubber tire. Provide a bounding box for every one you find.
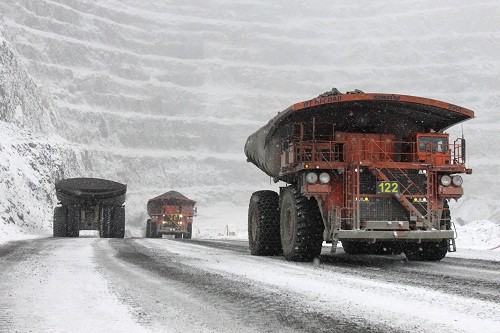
[279,186,324,261]
[53,206,68,237]
[99,206,112,238]
[145,219,153,238]
[151,222,158,238]
[248,190,282,256]
[374,242,403,255]
[66,206,80,237]
[404,240,448,261]
[185,223,193,239]
[149,221,161,238]
[145,219,160,238]
[111,206,125,238]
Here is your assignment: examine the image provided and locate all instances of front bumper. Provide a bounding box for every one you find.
[157,227,187,234]
[337,230,454,241]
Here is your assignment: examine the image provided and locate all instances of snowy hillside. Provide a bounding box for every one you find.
[0,0,499,240]
[0,36,70,238]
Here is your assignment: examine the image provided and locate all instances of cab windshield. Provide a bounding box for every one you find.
[418,136,448,153]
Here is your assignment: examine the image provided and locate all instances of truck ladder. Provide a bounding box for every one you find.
[366,140,437,229]
[343,163,359,229]
[369,167,434,230]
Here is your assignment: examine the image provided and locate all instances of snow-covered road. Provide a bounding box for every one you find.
[0,237,498,333]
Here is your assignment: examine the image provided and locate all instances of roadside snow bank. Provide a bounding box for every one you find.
[0,221,44,245]
[192,203,248,240]
[454,220,499,250]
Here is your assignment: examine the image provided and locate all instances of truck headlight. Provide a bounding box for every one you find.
[306,172,318,184]
[452,175,463,186]
[440,175,452,186]
[319,172,331,184]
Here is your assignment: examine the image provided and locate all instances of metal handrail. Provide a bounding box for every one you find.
[286,139,465,166]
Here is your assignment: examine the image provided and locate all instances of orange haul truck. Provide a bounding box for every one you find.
[244,89,474,262]
[146,191,196,239]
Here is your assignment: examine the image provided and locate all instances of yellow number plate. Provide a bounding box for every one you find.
[376,181,399,193]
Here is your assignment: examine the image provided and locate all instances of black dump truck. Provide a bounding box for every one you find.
[53,177,126,238]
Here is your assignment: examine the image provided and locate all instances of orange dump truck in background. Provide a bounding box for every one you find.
[145,191,196,239]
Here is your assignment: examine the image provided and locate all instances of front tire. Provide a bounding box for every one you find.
[150,221,158,238]
[248,190,282,256]
[146,219,154,238]
[404,240,448,261]
[185,223,193,239]
[280,186,324,262]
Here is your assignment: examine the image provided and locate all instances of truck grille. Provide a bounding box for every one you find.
[360,197,409,221]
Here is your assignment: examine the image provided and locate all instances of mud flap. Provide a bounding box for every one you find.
[448,238,457,252]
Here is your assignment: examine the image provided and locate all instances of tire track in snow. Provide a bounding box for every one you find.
[0,238,148,332]
[185,239,500,303]
[97,238,390,333]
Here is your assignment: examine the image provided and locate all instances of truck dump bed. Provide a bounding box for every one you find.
[55,178,127,205]
[244,93,474,179]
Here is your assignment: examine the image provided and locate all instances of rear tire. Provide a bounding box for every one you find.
[280,186,324,261]
[66,205,80,237]
[99,206,112,238]
[248,190,282,256]
[53,206,68,237]
[111,206,125,238]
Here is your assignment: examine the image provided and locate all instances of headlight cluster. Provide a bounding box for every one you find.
[452,175,463,186]
[440,175,463,186]
[306,172,330,184]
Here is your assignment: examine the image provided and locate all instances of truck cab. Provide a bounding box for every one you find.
[416,133,451,164]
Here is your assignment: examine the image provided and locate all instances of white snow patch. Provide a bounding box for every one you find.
[192,202,248,240]
[1,240,147,332]
[455,220,500,250]
[13,104,23,121]
[0,222,43,245]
